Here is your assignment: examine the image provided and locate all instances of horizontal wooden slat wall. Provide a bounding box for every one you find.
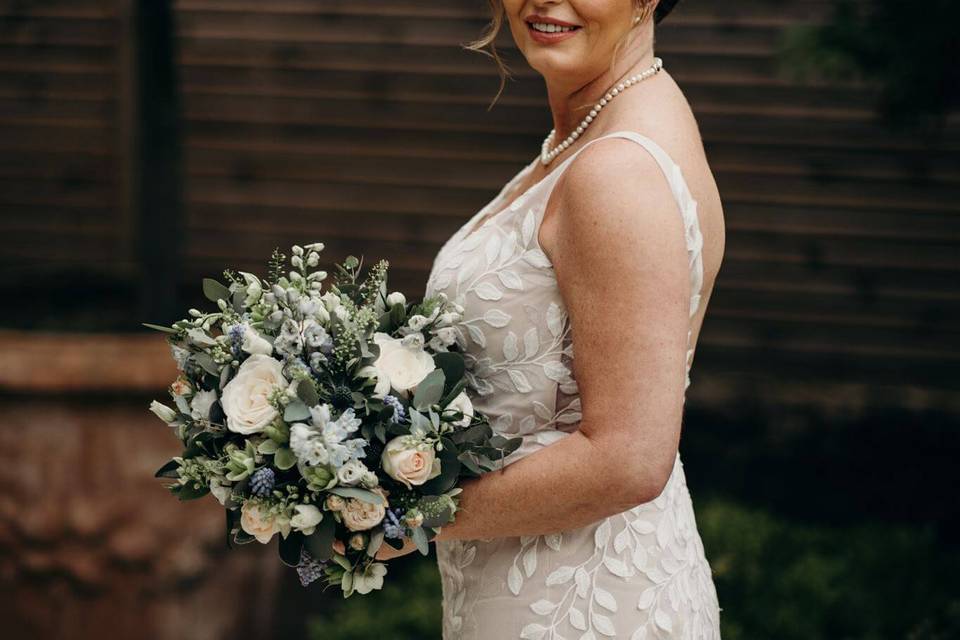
[0,0,130,276]
[173,0,960,409]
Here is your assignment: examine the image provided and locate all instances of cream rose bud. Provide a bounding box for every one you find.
[221,354,288,434]
[341,488,388,532]
[240,501,286,544]
[407,314,429,330]
[325,494,346,511]
[290,504,323,535]
[149,400,178,425]
[442,391,474,428]
[386,291,406,308]
[381,436,442,489]
[190,389,218,421]
[372,338,435,395]
[241,325,273,356]
[336,460,367,486]
[170,377,192,396]
[348,532,368,551]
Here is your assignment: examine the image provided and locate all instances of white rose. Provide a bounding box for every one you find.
[290,504,323,535]
[336,460,367,486]
[386,292,406,308]
[190,389,217,421]
[240,501,288,544]
[371,334,435,396]
[357,364,391,400]
[381,435,441,489]
[241,326,273,356]
[442,391,474,428]
[341,487,388,532]
[221,354,288,434]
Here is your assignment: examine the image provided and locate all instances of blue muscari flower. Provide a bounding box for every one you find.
[228,323,245,358]
[383,507,406,539]
[250,467,275,497]
[383,394,406,424]
[296,548,326,587]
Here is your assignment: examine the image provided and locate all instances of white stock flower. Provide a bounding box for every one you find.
[221,354,288,434]
[241,325,273,356]
[407,314,429,330]
[289,404,365,469]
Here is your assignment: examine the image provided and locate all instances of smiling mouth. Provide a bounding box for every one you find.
[527,21,581,34]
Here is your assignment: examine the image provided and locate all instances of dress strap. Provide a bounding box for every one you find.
[546,129,705,395]
[550,130,705,320]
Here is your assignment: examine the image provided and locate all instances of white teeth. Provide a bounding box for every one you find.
[530,22,577,33]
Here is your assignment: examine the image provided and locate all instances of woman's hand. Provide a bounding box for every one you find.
[331,536,420,561]
[374,536,419,561]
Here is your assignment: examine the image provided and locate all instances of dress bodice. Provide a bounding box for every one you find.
[425,130,705,466]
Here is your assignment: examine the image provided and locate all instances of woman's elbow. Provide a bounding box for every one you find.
[613,448,677,508]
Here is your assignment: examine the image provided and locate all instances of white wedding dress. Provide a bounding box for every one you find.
[424,130,721,640]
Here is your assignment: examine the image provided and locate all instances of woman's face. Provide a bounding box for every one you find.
[502,0,637,85]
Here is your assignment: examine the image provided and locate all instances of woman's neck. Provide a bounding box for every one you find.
[544,33,657,142]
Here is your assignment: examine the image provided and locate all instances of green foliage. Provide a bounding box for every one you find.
[303,496,960,640]
[306,556,442,640]
[779,0,958,131]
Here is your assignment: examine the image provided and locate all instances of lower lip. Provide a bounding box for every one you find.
[526,23,581,45]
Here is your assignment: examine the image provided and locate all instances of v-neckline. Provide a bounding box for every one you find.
[457,157,540,243]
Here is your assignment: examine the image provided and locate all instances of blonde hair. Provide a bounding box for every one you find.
[463,0,659,110]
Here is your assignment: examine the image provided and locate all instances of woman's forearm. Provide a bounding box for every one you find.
[432,425,673,543]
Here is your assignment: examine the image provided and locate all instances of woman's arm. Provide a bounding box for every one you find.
[431,139,693,543]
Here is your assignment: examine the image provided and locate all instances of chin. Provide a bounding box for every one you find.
[525,49,584,83]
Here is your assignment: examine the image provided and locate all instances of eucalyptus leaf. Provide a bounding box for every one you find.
[274,447,297,470]
[279,532,305,567]
[458,452,483,475]
[284,400,312,422]
[433,352,465,393]
[154,459,180,478]
[413,369,446,410]
[305,516,335,561]
[203,277,231,303]
[333,553,353,571]
[175,482,209,501]
[329,486,384,505]
[193,352,220,376]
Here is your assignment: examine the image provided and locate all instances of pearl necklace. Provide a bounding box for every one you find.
[540,56,664,166]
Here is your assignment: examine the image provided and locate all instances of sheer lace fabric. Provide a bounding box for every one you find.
[424,131,721,639]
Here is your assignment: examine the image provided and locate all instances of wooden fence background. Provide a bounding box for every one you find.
[1,0,958,414]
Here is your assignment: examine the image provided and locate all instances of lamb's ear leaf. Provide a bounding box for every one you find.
[142,322,178,334]
[411,526,431,556]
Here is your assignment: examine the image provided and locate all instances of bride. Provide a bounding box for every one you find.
[377,1,725,637]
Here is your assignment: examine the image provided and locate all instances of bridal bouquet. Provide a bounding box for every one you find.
[146,242,520,596]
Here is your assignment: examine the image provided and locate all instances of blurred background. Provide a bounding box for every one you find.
[1,0,958,638]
